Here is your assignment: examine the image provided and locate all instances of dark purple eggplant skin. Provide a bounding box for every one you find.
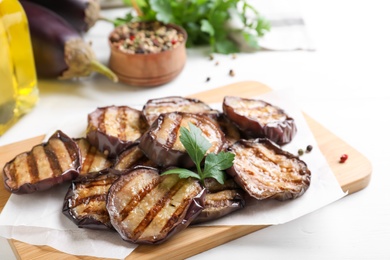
[62,169,120,230]
[23,0,100,33]
[2,130,81,194]
[223,96,297,145]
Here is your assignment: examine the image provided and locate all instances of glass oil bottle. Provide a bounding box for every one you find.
[0,0,38,136]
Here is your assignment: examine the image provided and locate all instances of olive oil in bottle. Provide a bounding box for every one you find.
[0,0,39,136]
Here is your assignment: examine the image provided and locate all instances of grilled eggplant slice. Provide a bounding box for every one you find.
[223,96,297,145]
[142,96,217,125]
[227,138,311,201]
[203,177,242,193]
[63,169,119,230]
[75,138,112,176]
[113,144,157,171]
[139,112,225,168]
[3,130,81,194]
[87,105,148,157]
[106,167,205,244]
[193,178,245,224]
[192,189,245,224]
[214,113,242,147]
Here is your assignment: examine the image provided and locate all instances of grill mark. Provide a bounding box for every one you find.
[133,178,185,240]
[118,107,127,141]
[74,194,107,207]
[82,143,96,174]
[27,151,39,183]
[44,145,63,176]
[160,193,192,236]
[247,144,302,184]
[83,207,108,215]
[114,147,145,170]
[119,176,160,222]
[165,114,181,149]
[79,178,115,190]
[63,139,79,165]
[98,108,106,133]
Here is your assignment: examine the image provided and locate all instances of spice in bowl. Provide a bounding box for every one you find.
[108,21,187,87]
[109,22,185,54]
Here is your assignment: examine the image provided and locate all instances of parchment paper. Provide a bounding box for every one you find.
[0,89,346,259]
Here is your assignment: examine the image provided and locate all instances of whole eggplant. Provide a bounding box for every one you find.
[20,1,117,81]
[22,0,101,33]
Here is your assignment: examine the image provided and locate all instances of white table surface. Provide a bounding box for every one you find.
[1,0,389,259]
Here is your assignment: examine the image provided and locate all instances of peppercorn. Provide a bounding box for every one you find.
[306,145,313,153]
[339,154,348,163]
[206,77,210,82]
[298,149,304,156]
[229,69,235,77]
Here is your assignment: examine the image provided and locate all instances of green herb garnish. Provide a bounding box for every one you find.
[114,0,270,54]
[162,122,235,185]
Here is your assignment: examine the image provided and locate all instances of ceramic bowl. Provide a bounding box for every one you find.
[108,22,187,87]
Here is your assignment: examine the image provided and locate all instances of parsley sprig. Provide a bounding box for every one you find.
[115,0,270,54]
[162,122,235,185]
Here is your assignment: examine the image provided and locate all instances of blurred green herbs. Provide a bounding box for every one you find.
[114,0,270,54]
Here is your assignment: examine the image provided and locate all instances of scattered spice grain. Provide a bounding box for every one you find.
[339,154,348,163]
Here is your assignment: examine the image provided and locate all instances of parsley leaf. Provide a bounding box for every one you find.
[162,168,200,180]
[179,122,211,175]
[162,122,235,185]
[149,0,173,24]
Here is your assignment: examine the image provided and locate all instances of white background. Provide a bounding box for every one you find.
[1,0,390,259]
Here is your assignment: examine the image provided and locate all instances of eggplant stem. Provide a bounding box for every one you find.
[98,15,116,24]
[90,60,118,82]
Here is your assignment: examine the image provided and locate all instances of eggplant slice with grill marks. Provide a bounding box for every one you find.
[86,105,148,158]
[113,144,157,171]
[106,167,205,244]
[192,178,245,224]
[227,138,311,201]
[75,138,113,176]
[138,112,225,168]
[2,130,81,194]
[142,96,217,126]
[223,96,297,145]
[213,113,242,148]
[63,169,120,230]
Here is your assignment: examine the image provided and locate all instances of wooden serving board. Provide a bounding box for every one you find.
[0,81,372,260]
